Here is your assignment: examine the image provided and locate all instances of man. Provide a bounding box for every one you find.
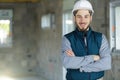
[61,0,111,80]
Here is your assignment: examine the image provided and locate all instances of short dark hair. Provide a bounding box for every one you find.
[73,10,93,16]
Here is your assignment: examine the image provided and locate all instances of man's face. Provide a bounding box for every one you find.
[74,9,92,31]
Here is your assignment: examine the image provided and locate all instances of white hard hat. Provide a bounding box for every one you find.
[72,0,94,15]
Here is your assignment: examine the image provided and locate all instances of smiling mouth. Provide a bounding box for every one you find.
[80,23,86,27]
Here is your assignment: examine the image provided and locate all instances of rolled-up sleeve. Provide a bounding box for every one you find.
[61,36,94,69]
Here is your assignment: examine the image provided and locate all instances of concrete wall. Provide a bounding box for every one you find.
[90,0,110,40]
[0,3,39,77]
[63,0,75,12]
[0,1,63,80]
[36,0,63,80]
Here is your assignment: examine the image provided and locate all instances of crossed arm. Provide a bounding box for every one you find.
[61,35,111,72]
[65,49,100,61]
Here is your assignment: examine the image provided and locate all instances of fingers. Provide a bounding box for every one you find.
[93,55,100,61]
[65,50,75,56]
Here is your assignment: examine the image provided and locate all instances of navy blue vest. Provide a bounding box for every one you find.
[65,28,104,80]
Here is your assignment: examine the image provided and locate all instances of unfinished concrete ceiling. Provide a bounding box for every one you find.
[0,0,41,3]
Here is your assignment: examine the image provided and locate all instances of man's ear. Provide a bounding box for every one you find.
[73,16,75,22]
[90,16,92,22]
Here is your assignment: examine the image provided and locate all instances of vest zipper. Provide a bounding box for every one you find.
[89,73,90,80]
[84,36,91,80]
[84,37,88,54]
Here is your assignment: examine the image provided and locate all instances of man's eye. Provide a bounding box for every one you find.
[77,16,81,18]
[85,16,89,18]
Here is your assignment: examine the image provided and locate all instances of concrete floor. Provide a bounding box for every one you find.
[0,76,47,80]
[15,77,47,80]
[16,77,47,80]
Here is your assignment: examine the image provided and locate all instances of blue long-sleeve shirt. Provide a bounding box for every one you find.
[61,34,111,72]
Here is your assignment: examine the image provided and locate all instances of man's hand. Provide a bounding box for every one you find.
[65,50,75,56]
[93,55,100,61]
